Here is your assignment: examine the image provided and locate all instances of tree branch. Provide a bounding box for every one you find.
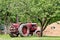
[43,18,51,31]
[42,17,47,27]
[37,17,42,26]
[26,13,42,26]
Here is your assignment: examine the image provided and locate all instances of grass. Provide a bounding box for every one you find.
[0,34,60,40]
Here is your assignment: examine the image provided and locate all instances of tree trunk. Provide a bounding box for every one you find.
[16,14,18,23]
[40,26,43,37]
[0,17,1,25]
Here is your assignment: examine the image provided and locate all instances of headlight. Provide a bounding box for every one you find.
[10,27,15,29]
[10,28,13,29]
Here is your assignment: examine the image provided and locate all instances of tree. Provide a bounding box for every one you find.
[18,0,60,37]
[0,0,60,36]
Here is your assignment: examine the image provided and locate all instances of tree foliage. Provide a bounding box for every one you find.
[0,0,60,36]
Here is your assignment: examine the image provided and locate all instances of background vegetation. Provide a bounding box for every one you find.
[0,0,60,37]
[0,0,60,24]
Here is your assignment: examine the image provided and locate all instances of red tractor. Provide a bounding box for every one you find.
[9,23,40,37]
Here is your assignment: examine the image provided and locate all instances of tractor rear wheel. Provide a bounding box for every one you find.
[18,24,29,37]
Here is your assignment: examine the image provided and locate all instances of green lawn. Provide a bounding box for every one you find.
[0,34,60,40]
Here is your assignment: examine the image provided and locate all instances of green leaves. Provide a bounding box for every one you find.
[0,0,60,24]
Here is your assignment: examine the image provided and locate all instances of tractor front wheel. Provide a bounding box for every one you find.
[9,33,18,37]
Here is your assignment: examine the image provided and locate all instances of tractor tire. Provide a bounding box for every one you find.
[9,33,18,37]
[9,33,15,37]
[18,24,29,37]
[34,30,41,37]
